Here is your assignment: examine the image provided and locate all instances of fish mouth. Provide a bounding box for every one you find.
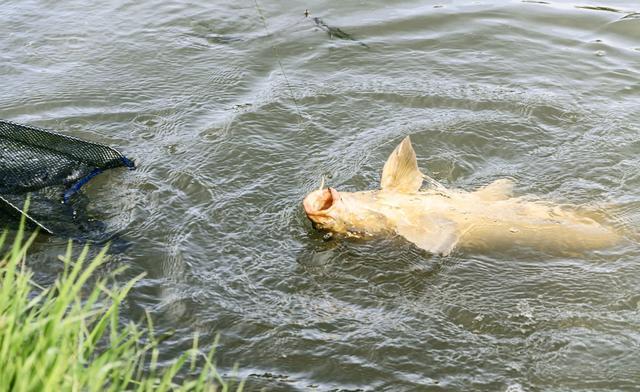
[303,187,339,217]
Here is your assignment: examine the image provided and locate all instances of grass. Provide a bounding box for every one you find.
[0,213,243,392]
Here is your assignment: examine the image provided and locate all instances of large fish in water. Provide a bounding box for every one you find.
[303,137,620,255]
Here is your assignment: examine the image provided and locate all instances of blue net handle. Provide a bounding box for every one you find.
[63,157,135,203]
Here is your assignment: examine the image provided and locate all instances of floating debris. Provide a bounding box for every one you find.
[575,5,622,13]
[621,12,640,20]
[306,11,369,48]
[232,103,253,112]
[249,372,290,380]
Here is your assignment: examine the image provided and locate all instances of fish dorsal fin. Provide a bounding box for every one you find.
[473,178,515,201]
[381,136,424,193]
[396,214,459,256]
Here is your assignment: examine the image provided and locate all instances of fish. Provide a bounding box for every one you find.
[302,136,621,256]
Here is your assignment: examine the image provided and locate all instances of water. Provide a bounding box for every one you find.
[2,0,640,390]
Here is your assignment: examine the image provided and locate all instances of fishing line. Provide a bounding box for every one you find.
[252,0,306,128]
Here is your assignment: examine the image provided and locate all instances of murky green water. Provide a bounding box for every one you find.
[2,0,640,390]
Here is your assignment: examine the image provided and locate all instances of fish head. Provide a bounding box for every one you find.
[302,187,350,233]
[303,187,391,237]
[302,135,433,239]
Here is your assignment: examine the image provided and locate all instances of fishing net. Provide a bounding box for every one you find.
[0,119,134,235]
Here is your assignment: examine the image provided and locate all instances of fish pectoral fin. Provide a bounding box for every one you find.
[473,178,515,201]
[380,136,424,194]
[396,216,459,256]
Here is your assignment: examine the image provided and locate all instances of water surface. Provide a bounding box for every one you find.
[2,0,640,390]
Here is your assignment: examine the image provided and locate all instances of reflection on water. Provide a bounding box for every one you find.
[1,0,639,390]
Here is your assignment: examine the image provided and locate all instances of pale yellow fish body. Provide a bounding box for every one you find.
[303,137,620,255]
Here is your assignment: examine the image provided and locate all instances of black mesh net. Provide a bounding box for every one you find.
[0,120,134,236]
